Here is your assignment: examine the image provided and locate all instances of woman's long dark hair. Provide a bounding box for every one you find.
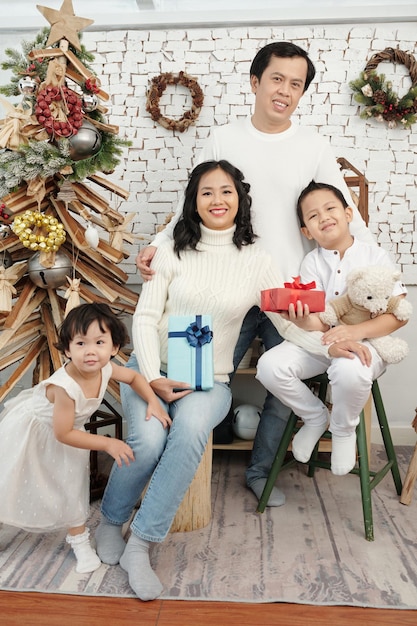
[173,160,257,257]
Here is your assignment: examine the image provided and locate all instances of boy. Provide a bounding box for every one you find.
[256,181,408,476]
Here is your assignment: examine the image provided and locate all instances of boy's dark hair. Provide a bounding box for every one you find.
[297,180,349,227]
[250,41,316,92]
[173,159,257,257]
[56,303,129,353]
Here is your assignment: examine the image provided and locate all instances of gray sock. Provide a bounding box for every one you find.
[119,533,163,601]
[95,516,126,565]
[250,478,286,507]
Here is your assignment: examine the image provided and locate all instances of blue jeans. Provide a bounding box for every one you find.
[232,306,292,487]
[100,354,231,543]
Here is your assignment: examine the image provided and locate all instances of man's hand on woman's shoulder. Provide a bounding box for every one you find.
[136,245,157,280]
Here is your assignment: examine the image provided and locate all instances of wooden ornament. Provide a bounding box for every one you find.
[36,0,94,51]
[0,264,18,313]
[64,276,81,316]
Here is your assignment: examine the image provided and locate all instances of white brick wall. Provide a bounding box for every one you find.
[1,23,416,283]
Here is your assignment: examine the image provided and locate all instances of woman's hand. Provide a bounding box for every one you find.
[145,394,172,428]
[150,377,193,408]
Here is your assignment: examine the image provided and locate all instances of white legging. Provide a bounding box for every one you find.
[256,340,386,437]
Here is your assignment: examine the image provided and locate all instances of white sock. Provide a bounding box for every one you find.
[120,533,163,601]
[331,432,357,475]
[66,528,101,574]
[95,516,126,565]
[291,420,328,463]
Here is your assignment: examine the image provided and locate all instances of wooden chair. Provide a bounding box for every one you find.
[337,156,369,225]
[256,374,403,541]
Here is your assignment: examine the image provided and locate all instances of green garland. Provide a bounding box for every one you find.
[0,141,69,198]
[349,48,417,129]
[0,128,129,198]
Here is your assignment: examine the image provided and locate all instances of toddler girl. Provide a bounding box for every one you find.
[0,303,169,573]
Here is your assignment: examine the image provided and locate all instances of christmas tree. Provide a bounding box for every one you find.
[0,0,138,405]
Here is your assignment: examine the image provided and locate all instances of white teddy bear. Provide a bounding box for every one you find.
[319,265,412,364]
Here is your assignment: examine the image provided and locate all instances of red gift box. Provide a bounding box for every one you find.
[261,277,325,313]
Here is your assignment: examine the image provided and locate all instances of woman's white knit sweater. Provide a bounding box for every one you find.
[133,225,328,383]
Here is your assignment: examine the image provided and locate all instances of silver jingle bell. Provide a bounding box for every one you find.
[28,250,73,289]
[18,75,38,95]
[82,93,99,112]
[0,224,11,240]
[68,119,102,162]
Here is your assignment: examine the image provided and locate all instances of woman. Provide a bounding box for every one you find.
[95,160,327,601]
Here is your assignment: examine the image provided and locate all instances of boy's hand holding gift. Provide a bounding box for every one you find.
[261,277,326,331]
[261,276,325,313]
[261,276,325,314]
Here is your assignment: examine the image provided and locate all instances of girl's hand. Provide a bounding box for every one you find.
[105,438,135,467]
[150,377,193,405]
[145,393,172,428]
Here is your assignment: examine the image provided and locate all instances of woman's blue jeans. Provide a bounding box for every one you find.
[100,354,231,543]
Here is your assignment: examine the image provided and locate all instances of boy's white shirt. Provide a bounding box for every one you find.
[300,238,407,300]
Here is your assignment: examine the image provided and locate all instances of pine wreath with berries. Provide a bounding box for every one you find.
[349,47,417,129]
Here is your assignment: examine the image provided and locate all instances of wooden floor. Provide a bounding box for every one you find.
[1,592,416,625]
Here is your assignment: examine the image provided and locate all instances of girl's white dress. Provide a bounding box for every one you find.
[0,362,112,532]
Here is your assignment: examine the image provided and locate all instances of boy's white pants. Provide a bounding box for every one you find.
[256,340,386,437]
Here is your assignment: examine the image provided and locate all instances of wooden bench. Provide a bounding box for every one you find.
[170,434,213,532]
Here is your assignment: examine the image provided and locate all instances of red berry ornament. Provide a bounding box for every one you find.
[35,86,84,138]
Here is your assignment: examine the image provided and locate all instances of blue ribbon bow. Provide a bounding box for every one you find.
[185,322,213,347]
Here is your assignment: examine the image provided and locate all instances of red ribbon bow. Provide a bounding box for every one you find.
[284,276,316,290]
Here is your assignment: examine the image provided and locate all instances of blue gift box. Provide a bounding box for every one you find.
[167,315,214,391]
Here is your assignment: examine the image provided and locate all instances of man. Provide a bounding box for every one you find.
[137,41,374,506]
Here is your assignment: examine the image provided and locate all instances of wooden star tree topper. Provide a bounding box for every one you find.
[37,0,94,50]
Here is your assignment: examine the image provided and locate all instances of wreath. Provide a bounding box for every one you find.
[11,210,66,252]
[146,71,204,132]
[349,48,417,129]
[35,85,84,138]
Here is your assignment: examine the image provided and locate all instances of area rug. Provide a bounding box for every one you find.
[1,446,417,608]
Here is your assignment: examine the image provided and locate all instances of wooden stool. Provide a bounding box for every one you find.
[170,433,213,533]
[257,374,403,541]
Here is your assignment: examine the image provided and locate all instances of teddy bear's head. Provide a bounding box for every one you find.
[346,266,401,315]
